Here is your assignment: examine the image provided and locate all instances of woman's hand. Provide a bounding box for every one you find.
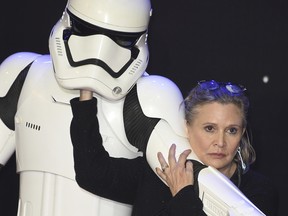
[156,144,194,197]
[80,90,93,101]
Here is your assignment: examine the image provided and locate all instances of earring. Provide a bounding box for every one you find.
[237,147,246,171]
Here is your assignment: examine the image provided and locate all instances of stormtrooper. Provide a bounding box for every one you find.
[0,0,265,215]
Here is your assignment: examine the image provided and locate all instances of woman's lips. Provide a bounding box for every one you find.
[208,153,226,159]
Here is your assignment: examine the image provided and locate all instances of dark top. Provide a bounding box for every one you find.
[70,98,278,216]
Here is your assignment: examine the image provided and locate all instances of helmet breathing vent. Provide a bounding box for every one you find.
[55,37,63,56]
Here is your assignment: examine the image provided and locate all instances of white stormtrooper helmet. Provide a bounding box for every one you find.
[49,0,152,100]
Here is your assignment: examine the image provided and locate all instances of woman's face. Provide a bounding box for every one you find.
[187,102,244,177]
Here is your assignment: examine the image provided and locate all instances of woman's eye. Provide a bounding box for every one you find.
[204,125,214,132]
[228,127,238,134]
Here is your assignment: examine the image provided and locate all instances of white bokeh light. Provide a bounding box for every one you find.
[262,75,269,83]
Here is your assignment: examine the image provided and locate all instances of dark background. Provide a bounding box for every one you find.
[0,0,287,215]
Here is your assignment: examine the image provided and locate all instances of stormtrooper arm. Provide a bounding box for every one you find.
[137,75,265,216]
[0,52,41,167]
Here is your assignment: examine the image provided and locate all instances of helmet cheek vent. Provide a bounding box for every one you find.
[130,59,143,75]
[55,38,64,57]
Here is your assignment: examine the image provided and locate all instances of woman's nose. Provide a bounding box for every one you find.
[214,132,226,147]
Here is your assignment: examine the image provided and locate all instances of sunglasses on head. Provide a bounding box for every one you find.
[198,80,246,94]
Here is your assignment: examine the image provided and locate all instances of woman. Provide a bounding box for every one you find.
[70,80,278,215]
[156,80,278,215]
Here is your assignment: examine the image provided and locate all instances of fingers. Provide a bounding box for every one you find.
[168,144,177,168]
[157,152,168,170]
[157,144,192,175]
[178,149,192,166]
[157,144,192,171]
[156,167,166,181]
[157,144,178,174]
[156,153,169,182]
[156,144,195,197]
[168,144,192,171]
[185,160,193,172]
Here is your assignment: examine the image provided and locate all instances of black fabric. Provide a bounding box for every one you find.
[70,97,143,204]
[235,170,279,216]
[124,85,160,152]
[70,97,278,216]
[0,62,32,130]
[188,159,207,197]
